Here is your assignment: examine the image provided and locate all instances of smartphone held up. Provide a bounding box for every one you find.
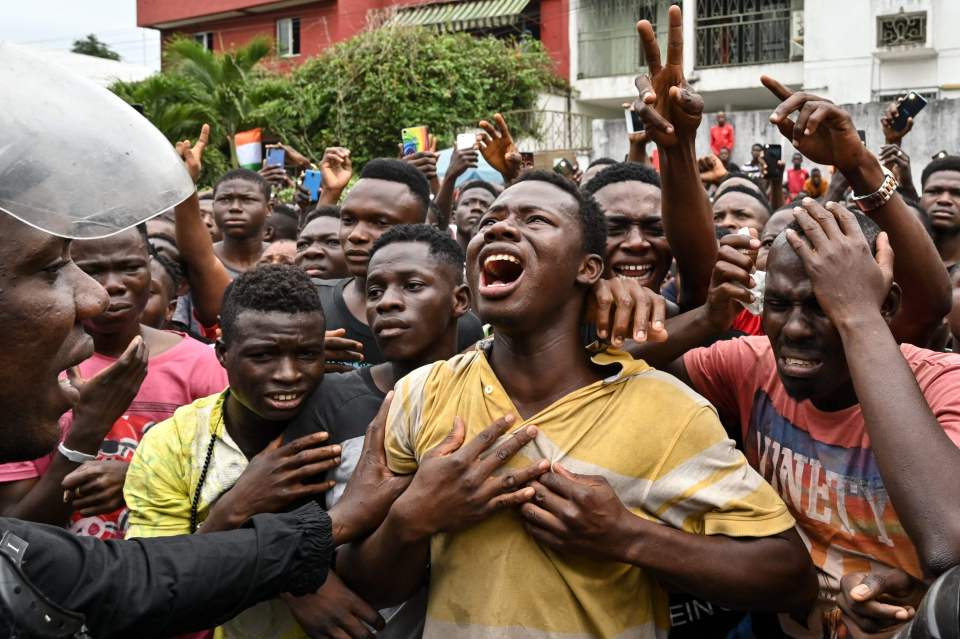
[401,126,429,156]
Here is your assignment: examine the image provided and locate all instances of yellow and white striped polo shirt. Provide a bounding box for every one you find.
[386,346,795,639]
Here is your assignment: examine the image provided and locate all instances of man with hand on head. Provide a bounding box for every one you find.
[335,162,816,638]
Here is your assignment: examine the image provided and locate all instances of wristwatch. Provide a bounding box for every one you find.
[851,165,898,213]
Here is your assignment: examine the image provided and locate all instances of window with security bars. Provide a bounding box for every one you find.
[695,0,802,69]
[876,11,926,48]
[577,0,679,79]
[277,17,301,57]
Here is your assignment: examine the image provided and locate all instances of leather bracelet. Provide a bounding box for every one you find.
[57,442,97,464]
[852,166,898,212]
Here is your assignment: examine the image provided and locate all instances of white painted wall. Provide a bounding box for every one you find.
[570,0,960,110]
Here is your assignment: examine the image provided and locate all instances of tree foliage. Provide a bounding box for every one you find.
[110,26,563,186]
[72,34,121,61]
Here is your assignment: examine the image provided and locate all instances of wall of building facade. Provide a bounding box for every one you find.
[592,97,960,193]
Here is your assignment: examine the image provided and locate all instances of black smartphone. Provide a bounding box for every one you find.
[932,150,949,161]
[893,92,927,131]
[624,108,644,134]
[857,129,866,144]
[763,143,781,168]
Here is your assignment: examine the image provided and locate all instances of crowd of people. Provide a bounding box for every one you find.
[2,6,960,639]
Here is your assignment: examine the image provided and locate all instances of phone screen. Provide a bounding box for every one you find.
[624,109,644,134]
[266,148,285,167]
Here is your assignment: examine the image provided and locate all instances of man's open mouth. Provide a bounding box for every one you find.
[778,354,823,378]
[264,391,305,411]
[479,253,525,298]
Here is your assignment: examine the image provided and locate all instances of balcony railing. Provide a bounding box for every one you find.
[695,0,798,69]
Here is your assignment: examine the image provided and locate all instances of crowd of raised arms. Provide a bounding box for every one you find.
[4,7,960,639]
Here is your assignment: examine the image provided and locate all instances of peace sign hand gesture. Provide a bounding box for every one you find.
[632,6,703,148]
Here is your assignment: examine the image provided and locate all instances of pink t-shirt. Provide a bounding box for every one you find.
[0,333,228,538]
[683,336,960,592]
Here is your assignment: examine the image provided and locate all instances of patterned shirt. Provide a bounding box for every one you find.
[684,336,960,637]
[386,344,795,639]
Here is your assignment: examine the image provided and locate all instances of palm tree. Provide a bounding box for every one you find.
[163,36,273,167]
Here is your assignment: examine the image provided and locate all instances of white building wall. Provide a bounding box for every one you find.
[571,0,960,112]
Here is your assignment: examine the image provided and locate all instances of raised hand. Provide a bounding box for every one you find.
[203,431,341,531]
[881,97,913,145]
[762,77,868,175]
[401,151,439,182]
[477,113,522,182]
[330,393,413,543]
[784,199,895,325]
[879,144,915,196]
[520,465,633,562]
[697,154,728,185]
[66,336,149,451]
[390,414,547,540]
[586,278,668,346]
[447,146,480,181]
[175,123,210,184]
[632,5,703,147]
[704,231,761,331]
[320,146,353,193]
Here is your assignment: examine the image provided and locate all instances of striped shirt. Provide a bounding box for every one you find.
[386,344,795,639]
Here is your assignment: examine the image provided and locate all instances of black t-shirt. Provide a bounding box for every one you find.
[285,367,385,446]
[316,277,484,368]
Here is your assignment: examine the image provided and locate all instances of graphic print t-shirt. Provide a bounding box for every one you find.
[683,337,960,619]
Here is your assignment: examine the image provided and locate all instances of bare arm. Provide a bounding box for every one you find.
[434,147,479,232]
[175,192,231,327]
[762,76,951,346]
[634,9,716,310]
[174,127,231,327]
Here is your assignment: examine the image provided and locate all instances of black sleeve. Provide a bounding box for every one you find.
[456,311,485,352]
[2,502,333,638]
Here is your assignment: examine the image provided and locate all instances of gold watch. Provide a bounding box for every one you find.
[851,166,898,213]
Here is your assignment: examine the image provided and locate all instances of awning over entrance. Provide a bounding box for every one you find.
[384,0,531,32]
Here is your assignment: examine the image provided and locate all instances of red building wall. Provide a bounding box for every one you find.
[140,0,569,81]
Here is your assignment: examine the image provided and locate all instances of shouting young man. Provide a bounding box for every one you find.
[336,170,816,638]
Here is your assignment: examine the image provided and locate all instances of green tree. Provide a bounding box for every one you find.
[163,35,276,167]
[72,34,121,60]
[111,73,230,185]
[267,27,563,166]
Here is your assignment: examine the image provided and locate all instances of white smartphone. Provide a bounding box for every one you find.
[456,133,477,150]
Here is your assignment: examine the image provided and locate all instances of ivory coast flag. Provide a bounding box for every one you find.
[235,128,262,169]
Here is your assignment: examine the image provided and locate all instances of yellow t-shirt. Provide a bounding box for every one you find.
[386,345,795,639]
[124,392,307,639]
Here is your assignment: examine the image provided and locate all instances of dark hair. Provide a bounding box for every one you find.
[302,205,341,230]
[359,158,430,218]
[717,172,766,196]
[780,210,881,255]
[457,180,499,202]
[220,264,323,345]
[586,157,618,170]
[134,222,150,251]
[371,224,465,283]
[751,143,763,151]
[268,203,300,241]
[152,251,184,291]
[213,168,271,203]
[512,170,607,258]
[582,161,661,196]
[921,155,960,188]
[714,184,773,216]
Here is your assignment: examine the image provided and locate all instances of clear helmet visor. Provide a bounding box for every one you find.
[0,42,194,239]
